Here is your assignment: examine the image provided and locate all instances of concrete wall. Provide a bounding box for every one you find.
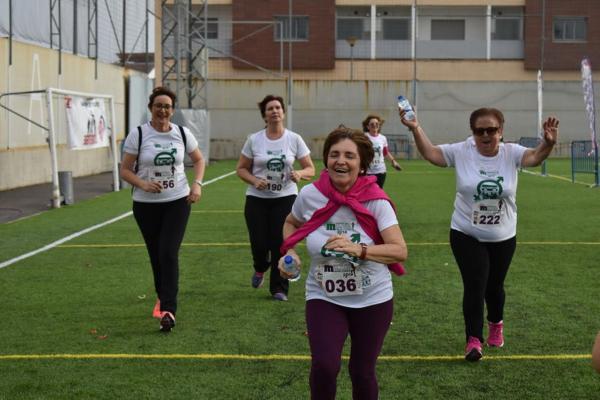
[205,78,598,160]
[0,39,140,190]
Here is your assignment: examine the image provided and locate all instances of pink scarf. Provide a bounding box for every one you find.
[281,170,405,275]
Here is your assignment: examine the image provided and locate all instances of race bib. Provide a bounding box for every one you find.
[316,258,363,297]
[149,165,177,190]
[472,199,505,226]
[265,169,286,193]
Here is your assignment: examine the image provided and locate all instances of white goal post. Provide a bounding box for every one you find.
[1,88,119,208]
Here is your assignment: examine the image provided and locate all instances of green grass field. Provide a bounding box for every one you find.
[1,159,599,399]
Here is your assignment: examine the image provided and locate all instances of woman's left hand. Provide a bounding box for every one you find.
[186,185,202,204]
[542,117,559,145]
[324,235,362,258]
[290,170,302,183]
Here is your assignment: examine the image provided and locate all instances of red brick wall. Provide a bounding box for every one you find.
[525,0,600,70]
[232,0,335,70]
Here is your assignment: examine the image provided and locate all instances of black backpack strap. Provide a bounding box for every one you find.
[134,125,142,173]
[178,125,187,152]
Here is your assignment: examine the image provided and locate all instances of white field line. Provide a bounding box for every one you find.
[0,171,237,270]
[521,168,595,186]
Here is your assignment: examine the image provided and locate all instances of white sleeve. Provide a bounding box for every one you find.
[240,135,254,159]
[291,187,308,223]
[439,141,461,167]
[509,143,528,168]
[182,126,199,153]
[295,134,311,159]
[122,128,140,155]
[367,199,399,232]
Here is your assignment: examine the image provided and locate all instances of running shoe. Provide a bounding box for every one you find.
[251,272,264,288]
[465,336,483,362]
[487,321,504,347]
[272,292,288,301]
[152,299,161,319]
[160,311,176,332]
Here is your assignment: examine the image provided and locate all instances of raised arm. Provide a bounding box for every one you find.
[399,109,447,167]
[521,117,559,168]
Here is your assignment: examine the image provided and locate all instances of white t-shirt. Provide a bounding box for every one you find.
[439,137,528,242]
[291,184,398,308]
[366,132,389,175]
[241,129,311,199]
[123,122,199,203]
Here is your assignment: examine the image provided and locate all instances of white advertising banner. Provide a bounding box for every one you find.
[65,96,110,150]
[581,58,597,152]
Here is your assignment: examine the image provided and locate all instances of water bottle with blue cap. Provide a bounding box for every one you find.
[283,255,301,282]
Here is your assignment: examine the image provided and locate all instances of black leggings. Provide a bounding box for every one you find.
[244,194,296,295]
[368,173,386,188]
[133,197,191,315]
[449,229,516,342]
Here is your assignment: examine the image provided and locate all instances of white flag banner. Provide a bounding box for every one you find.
[64,96,110,150]
[537,70,543,139]
[581,58,598,152]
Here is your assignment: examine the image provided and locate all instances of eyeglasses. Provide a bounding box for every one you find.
[473,126,500,136]
[152,103,173,111]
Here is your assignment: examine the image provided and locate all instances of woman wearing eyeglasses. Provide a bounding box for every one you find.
[362,114,402,188]
[120,86,205,332]
[399,107,559,361]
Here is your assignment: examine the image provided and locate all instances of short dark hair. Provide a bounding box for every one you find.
[361,114,385,132]
[148,86,177,109]
[258,95,286,118]
[323,125,374,175]
[469,107,504,131]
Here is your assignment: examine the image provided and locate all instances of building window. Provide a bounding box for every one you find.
[275,16,309,41]
[337,18,367,40]
[493,18,521,40]
[191,17,218,40]
[431,19,465,40]
[382,19,410,40]
[553,17,587,42]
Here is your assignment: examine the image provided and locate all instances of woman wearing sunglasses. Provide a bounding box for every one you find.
[399,107,559,361]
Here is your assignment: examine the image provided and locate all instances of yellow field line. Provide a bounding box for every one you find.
[56,241,600,248]
[0,353,591,361]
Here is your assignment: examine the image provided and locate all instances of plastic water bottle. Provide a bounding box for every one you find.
[397,96,415,120]
[283,255,301,282]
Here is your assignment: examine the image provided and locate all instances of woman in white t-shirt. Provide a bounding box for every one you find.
[278,127,407,399]
[362,114,402,188]
[236,94,315,301]
[399,106,559,361]
[120,86,206,333]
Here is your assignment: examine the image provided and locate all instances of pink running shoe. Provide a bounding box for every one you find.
[465,336,483,362]
[487,321,504,347]
[152,299,161,319]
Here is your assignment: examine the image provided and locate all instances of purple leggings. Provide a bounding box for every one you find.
[306,298,393,400]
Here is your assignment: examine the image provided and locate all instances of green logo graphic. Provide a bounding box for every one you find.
[474,177,504,201]
[266,156,286,172]
[154,149,177,166]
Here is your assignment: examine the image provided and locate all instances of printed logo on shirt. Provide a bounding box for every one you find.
[320,231,361,265]
[154,148,177,166]
[479,169,500,178]
[474,177,504,201]
[325,222,356,233]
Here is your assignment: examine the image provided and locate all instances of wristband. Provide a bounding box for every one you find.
[194,180,203,186]
[359,243,368,260]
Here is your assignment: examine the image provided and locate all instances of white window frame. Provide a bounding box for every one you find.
[274,16,309,42]
[553,16,587,42]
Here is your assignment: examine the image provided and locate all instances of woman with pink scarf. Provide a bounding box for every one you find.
[279,126,408,400]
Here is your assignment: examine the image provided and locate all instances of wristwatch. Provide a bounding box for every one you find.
[194,180,203,186]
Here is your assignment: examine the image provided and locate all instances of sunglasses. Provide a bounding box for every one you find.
[473,126,500,136]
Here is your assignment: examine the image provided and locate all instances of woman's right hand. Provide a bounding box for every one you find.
[140,180,162,193]
[278,251,301,279]
[399,108,420,131]
[254,177,268,190]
